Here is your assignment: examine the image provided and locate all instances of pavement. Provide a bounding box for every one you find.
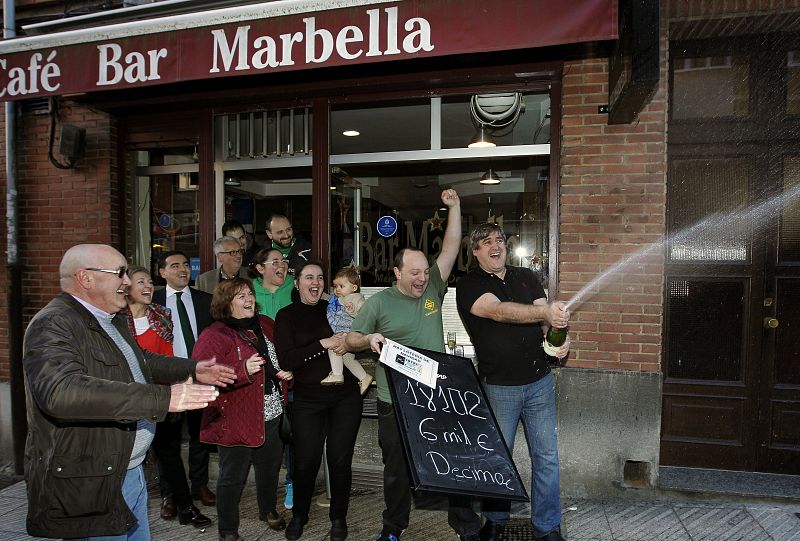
[1,460,799,541]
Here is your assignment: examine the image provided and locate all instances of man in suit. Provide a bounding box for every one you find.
[153,250,217,522]
[195,236,245,294]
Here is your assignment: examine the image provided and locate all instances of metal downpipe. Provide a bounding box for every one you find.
[4,0,26,477]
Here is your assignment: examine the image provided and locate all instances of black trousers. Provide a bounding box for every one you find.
[216,417,283,536]
[152,410,210,508]
[290,389,363,523]
[377,400,481,537]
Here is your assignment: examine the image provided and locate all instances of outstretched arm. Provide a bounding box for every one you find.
[470,294,570,327]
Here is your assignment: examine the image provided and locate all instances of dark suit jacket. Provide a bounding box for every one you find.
[153,286,213,337]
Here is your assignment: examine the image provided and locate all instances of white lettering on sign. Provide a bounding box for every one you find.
[97,44,167,86]
[426,451,514,490]
[0,50,61,97]
[209,7,434,74]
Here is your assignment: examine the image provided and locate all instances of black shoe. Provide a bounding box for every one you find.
[177,505,212,528]
[479,520,505,541]
[535,528,565,541]
[330,518,347,541]
[285,514,307,541]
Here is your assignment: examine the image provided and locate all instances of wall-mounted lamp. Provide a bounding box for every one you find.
[479,169,501,185]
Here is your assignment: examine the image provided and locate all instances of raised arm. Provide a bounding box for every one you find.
[434,188,462,281]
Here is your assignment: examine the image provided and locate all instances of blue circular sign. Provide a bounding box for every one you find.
[377,215,398,238]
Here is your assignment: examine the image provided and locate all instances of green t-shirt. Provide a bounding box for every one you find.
[254,275,295,320]
[351,264,447,403]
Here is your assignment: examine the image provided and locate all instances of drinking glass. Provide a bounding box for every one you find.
[446,332,457,354]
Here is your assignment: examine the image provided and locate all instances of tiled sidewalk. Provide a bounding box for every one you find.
[1,477,799,541]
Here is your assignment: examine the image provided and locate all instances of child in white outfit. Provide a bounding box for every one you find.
[322,267,374,394]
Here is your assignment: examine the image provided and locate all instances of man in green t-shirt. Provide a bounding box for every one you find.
[346,189,480,541]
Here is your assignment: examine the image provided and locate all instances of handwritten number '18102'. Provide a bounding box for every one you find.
[403,380,486,419]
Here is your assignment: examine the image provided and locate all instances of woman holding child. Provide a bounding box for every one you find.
[274,260,364,541]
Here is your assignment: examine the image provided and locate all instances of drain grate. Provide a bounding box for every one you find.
[497,518,539,541]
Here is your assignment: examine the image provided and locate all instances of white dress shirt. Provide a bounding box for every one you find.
[164,285,198,358]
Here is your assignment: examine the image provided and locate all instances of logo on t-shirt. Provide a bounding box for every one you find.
[424,298,438,316]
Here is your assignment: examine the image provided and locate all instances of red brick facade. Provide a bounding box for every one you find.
[0,102,117,378]
[558,27,668,372]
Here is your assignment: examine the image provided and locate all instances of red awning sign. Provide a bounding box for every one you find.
[0,0,617,101]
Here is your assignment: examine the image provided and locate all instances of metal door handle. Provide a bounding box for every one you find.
[763,317,779,329]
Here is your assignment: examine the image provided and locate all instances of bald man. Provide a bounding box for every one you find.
[22,244,236,540]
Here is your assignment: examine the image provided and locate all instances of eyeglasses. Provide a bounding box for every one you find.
[262,258,289,267]
[219,249,245,256]
[84,267,127,278]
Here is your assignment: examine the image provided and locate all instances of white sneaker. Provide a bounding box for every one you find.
[321,372,345,385]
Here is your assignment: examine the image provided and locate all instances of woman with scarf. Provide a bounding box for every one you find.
[121,265,212,529]
[192,277,293,541]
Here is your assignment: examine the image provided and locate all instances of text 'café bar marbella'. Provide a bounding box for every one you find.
[2,0,799,497]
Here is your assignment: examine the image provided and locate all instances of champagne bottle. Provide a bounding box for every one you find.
[546,326,568,347]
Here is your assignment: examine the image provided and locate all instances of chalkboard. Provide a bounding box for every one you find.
[385,348,529,502]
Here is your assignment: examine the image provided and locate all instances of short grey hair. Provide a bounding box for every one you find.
[213,235,240,255]
[469,222,506,250]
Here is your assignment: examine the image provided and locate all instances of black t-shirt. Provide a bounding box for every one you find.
[456,266,550,386]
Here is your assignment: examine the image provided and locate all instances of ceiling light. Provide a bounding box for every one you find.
[342,130,360,137]
[224,176,241,186]
[468,127,496,148]
[479,169,501,185]
[330,186,337,190]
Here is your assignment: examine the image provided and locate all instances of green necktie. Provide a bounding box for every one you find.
[175,291,195,356]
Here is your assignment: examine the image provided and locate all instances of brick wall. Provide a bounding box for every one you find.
[0,100,117,379]
[557,18,669,372]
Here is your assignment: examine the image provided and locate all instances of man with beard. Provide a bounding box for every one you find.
[345,189,481,541]
[265,213,311,276]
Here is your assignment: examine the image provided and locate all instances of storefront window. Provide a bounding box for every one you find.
[329,157,550,288]
[133,148,200,281]
[331,99,431,154]
[222,167,313,258]
[441,92,550,147]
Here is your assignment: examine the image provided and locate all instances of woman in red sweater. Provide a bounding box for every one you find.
[193,278,293,541]
[122,265,213,528]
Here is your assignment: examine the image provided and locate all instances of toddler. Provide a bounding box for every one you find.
[323,267,374,395]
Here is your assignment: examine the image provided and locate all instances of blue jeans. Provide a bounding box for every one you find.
[483,372,561,537]
[74,464,150,541]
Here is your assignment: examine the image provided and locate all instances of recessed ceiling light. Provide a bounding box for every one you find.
[342,130,360,137]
